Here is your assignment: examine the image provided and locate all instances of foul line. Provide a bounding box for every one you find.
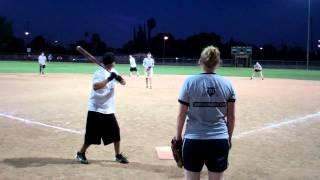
[234,111,320,139]
[1,111,320,138]
[0,112,83,134]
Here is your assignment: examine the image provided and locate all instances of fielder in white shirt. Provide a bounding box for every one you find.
[129,55,139,77]
[38,52,47,75]
[143,52,155,89]
[250,62,264,80]
[76,52,129,164]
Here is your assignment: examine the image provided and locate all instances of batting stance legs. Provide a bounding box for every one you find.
[79,142,121,157]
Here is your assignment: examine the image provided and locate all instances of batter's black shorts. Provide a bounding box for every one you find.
[255,69,261,72]
[130,67,138,72]
[183,139,229,173]
[84,111,120,145]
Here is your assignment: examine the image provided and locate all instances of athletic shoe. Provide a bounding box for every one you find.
[76,152,89,164]
[115,153,129,164]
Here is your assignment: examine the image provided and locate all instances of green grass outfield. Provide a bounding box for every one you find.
[0,61,320,80]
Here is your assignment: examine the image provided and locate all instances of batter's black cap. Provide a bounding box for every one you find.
[102,52,116,65]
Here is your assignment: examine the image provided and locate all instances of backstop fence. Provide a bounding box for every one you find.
[0,54,320,70]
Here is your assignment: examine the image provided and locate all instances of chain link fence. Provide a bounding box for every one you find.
[1,54,320,70]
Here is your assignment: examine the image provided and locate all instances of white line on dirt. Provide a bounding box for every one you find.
[0,112,83,134]
[233,111,320,139]
[1,111,320,138]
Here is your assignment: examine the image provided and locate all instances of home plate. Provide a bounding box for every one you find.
[155,146,174,160]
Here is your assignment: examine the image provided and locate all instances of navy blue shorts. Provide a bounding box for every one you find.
[183,139,229,173]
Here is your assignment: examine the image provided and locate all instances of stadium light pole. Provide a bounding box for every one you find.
[24,32,30,44]
[163,36,169,59]
[317,40,320,55]
[306,0,311,70]
[259,47,263,61]
[24,31,31,55]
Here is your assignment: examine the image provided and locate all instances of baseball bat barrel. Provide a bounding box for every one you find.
[76,46,105,68]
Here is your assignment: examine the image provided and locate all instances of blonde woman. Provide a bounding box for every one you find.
[176,46,236,180]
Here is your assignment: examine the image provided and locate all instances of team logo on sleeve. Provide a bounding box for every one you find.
[206,87,216,97]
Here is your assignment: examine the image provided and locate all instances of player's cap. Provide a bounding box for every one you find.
[103,52,116,65]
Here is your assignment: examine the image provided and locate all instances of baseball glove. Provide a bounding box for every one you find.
[147,66,151,71]
[171,137,183,168]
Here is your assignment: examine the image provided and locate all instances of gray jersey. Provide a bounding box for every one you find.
[178,73,236,140]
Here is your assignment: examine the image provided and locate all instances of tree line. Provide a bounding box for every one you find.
[0,16,319,60]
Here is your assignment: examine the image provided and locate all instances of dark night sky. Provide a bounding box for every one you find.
[1,0,320,48]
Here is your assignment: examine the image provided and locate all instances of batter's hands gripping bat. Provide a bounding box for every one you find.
[76,46,105,69]
[76,46,125,84]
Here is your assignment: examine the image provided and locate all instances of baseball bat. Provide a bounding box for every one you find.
[76,46,105,69]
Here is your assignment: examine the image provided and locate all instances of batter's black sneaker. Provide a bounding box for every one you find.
[76,152,89,164]
[115,153,129,164]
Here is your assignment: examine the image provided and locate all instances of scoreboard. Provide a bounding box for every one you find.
[231,46,252,67]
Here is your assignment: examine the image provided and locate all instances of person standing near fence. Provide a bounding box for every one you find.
[48,54,53,63]
[38,52,47,75]
[250,62,264,80]
[129,55,139,77]
[143,52,155,89]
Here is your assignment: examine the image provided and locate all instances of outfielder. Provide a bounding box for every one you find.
[129,55,139,77]
[38,52,47,75]
[250,62,264,80]
[142,52,155,89]
[175,46,236,180]
[76,52,129,164]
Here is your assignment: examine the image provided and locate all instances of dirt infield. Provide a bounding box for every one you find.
[0,73,320,180]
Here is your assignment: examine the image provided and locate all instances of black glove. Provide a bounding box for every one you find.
[171,137,183,168]
[107,72,117,81]
[115,75,123,82]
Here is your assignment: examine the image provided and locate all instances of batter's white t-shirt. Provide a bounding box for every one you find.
[88,67,119,114]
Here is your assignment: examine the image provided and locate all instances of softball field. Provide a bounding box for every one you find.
[0,63,320,179]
